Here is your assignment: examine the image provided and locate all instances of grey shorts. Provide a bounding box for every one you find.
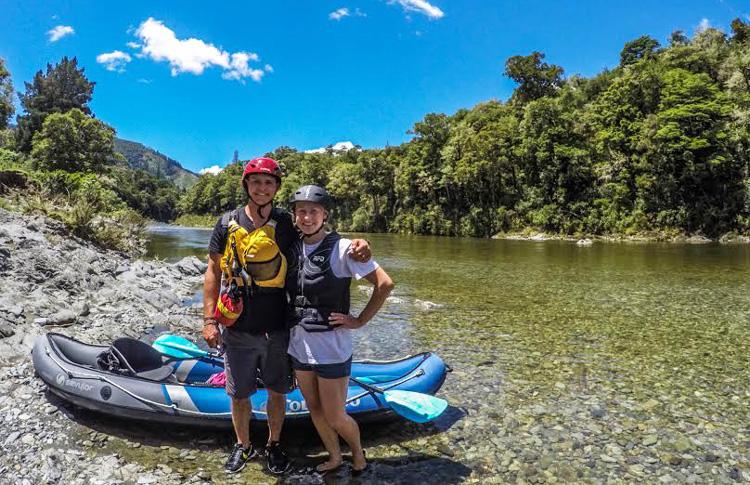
[223,328,293,399]
[290,355,352,379]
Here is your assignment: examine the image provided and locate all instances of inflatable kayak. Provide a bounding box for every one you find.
[32,333,449,428]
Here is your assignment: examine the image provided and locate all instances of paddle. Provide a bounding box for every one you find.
[152,334,220,360]
[350,376,448,423]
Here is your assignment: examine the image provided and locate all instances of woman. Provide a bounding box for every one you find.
[285,185,394,475]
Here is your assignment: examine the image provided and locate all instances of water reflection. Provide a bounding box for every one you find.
[145,224,213,262]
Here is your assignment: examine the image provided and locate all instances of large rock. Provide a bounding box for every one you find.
[175,256,206,276]
[42,309,77,326]
[0,323,15,339]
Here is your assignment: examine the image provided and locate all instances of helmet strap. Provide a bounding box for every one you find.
[302,217,327,240]
[247,191,273,226]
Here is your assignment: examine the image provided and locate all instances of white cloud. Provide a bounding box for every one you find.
[47,25,74,42]
[137,78,152,84]
[329,8,350,20]
[225,52,264,81]
[126,41,141,49]
[200,165,223,175]
[96,51,132,72]
[264,64,274,73]
[391,0,444,19]
[305,141,357,154]
[133,17,268,82]
[697,18,711,33]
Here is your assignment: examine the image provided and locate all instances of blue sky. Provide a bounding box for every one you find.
[1,0,748,173]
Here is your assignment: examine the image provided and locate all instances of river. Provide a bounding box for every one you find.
[145,225,750,483]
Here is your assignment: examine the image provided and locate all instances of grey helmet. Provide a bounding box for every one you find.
[289,185,332,209]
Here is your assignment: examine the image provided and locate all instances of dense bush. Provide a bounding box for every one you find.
[178,21,750,238]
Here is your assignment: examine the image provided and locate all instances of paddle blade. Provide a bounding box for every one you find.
[383,390,448,423]
[152,334,208,359]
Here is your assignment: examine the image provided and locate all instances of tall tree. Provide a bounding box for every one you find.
[16,56,95,152]
[669,30,689,47]
[731,18,750,44]
[638,68,738,235]
[30,108,114,172]
[620,35,661,66]
[504,52,564,104]
[0,58,14,130]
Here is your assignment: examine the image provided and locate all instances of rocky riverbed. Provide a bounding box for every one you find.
[1,208,749,484]
[0,208,209,484]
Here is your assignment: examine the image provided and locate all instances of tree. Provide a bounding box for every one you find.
[588,62,665,232]
[16,57,95,152]
[670,30,689,47]
[0,58,13,130]
[518,97,594,233]
[620,35,660,67]
[439,101,523,235]
[30,108,115,172]
[731,18,750,44]
[394,113,452,229]
[504,52,564,104]
[637,69,738,235]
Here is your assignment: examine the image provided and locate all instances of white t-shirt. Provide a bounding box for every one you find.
[287,236,379,365]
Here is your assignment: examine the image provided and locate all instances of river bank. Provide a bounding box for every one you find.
[172,212,750,245]
[0,207,209,483]
[493,230,750,244]
[1,208,749,484]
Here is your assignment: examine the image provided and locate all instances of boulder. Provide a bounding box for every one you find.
[44,309,77,326]
[175,256,205,276]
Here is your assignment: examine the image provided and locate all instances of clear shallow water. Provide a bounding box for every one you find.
[144,227,750,481]
[145,224,214,262]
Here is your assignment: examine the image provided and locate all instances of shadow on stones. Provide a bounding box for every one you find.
[279,454,472,484]
[43,391,465,451]
[44,389,471,482]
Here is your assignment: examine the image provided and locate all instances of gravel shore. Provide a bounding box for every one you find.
[1,208,748,484]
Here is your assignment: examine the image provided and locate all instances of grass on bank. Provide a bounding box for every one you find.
[171,213,217,228]
[0,167,146,254]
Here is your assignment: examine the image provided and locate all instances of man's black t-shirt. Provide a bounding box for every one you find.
[209,206,297,334]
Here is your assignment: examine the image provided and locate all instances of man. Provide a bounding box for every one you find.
[202,157,370,475]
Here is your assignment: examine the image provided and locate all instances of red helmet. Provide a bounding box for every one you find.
[242,157,282,184]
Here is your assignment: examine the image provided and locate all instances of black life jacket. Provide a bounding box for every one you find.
[286,232,351,332]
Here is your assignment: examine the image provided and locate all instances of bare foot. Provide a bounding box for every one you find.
[316,458,343,473]
[352,450,367,471]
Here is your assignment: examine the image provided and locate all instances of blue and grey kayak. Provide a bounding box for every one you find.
[32,333,449,428]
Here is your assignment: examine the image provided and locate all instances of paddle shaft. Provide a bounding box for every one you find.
[349,376,386,395]
[152,335,223,359]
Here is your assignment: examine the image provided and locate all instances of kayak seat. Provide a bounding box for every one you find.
[98,337,174,381]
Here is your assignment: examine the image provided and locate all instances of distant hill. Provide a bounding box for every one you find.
[114,138,198,189]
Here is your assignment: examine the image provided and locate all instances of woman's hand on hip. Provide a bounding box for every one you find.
[329,312,364,329]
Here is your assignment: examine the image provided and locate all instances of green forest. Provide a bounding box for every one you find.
[179,23,750,239]
[2,21,750,248]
